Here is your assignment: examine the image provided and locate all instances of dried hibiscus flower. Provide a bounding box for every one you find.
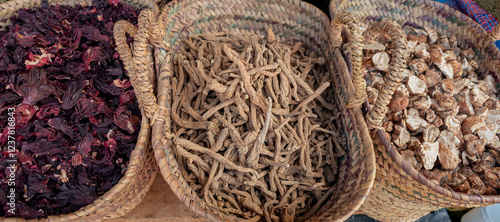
[0,0,141,219]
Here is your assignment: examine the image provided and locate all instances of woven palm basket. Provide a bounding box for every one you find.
[120,0,378,220]
[329,0,500,221]
[0,0,158,221]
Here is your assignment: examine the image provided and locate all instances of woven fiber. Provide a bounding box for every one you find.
[1,0,158,221]
[329,0,500,221]
[136,0,378,221]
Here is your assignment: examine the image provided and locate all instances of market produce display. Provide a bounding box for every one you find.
[170,30,341,221]
[363,24,500,195]
[0,0,141,218]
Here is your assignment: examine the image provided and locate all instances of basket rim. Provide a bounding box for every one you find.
[0,0,158,220]
[151,0,377,221]
[330,0,500,204]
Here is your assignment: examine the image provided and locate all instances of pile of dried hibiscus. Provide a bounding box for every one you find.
[0,0,141,218]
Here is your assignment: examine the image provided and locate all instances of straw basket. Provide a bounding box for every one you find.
[329,0,500,221]
[119,0,377,220]
[0,0,158,221]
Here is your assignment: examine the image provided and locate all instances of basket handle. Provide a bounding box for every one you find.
[363,19,409,129]
[114,9,160,121]
[331,11,366,108]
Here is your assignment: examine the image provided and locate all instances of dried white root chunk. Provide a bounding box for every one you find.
[420,142,440,170]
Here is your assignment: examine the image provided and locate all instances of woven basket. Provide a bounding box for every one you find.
[119,0,378,221]
[0,0,158,221]
[329,0,500,221]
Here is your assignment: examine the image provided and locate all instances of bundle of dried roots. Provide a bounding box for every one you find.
[171,29,343,221]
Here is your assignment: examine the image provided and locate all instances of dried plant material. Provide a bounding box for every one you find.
[372,52,390,71]
[457,89,475,116]
[436,60,457,80]
[436,130,460,155]
[419,142,440,170]
[383,121,394,132]
[171,31,338,220]
[441,79,454,94]
[363,21,500,194]
[407,108,420,117]
[412,95,431,110]
[407,75,427,95]
[393,124,410,147]
[407,33,427,44]
[389,92,409,112]
[424,27,438,44]
[414,44,430,62]
[438,143,460,170]
[485,75,498,95]
[453,180,471,193]
[409,59,428,74]
[473,152,496,173]
[466,139,485,156]
[471,86,490,107]
[423,125,440,143]
[485,110,500,134]
[460,48,475,60]
[484,169,500,189]
[421,169,451,185]
[462,116,486,135]
[0,0,141,218]
[401,150,422,171]
[425,69,442,88]
[433,116,444,128]
[444,116,462,134]
[396,84,410,97]
[467,175,487,195]
[406,115,428,131]
[477,126,500,149]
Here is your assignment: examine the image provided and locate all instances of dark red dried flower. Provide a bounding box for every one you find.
[0,0,140,219]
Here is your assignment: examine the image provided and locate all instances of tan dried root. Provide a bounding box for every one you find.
[171,30,341,221]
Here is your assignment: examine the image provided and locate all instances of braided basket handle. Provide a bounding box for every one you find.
[331,11,366,108]
[364,19,409,129]
[114,9,162,122]
[491,25,500,41]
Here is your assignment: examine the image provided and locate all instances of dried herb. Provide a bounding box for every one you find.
[0,0,140,218]
[171,30,342,221]
[363,24,500,195]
